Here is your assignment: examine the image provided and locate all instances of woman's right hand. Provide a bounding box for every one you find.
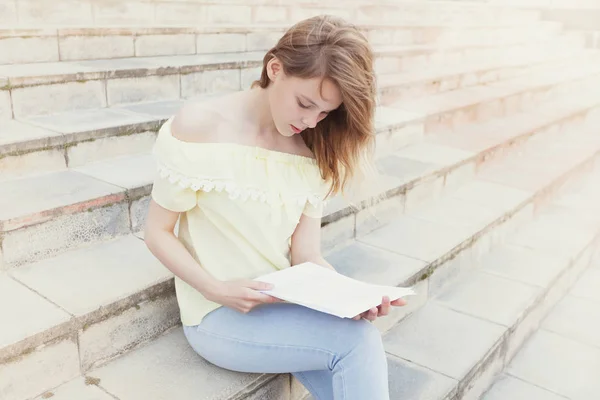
[204,279,284,314]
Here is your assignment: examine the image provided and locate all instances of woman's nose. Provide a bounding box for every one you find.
[304,111,321,128]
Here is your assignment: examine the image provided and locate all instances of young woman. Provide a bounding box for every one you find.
[144,15,407,400]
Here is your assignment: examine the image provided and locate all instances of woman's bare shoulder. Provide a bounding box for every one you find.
[171,95,242,143]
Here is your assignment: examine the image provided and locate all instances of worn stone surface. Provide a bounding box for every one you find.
[404,174,446,213]
[79,293,179,371]
[11,80,106,118]
[19,0,93,25]
[67,132,156,168]
[0,337,80,400]
[135,34,196,57]
[569,265,600,303]
[0,37,58,64]
[375,154,438,185]
[116,99,183,120]
[0,149,66,181]
[358,215,470,263]
[246,31,282,52]
[196,33,246,54]
[480,244,567,288]
[24,107,154,138]
[434,271,540,326]
[482,374,567,400]
[130,195,151,233]
[92,1,154,25]
[2,202,130,267]
[107,74,180,106]
[204,4,252,24]
[451,180,532,213]
[387,355,458,400]
[181,69,241,98]
[383,303,505,379]
[406,195,498,231]
[507,330,600,399]
[325,241,426,287]
[508,214,595,260]
[0,170,124,229]
[33,377,114,400]
[60,35,134,61]
[0,0,17,25]
[0,274,71,349]
[241,67,262,90]
[321,214,355,254]
[10,235,171,316]
[355,195,405,237]
[541,294,600,349]
[245,374,291,400]
[0,89,11,119]
[395,142,473,166]
[91,327,266,399]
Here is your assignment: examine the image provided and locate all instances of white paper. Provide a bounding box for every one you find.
[254,262,416,318]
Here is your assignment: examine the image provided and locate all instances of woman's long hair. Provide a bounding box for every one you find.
[253,15,378,198]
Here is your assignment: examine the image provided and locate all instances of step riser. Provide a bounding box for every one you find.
[0,23,561,65]
[0,131,159,181]
[1,2,539,28]
[4,43,576,120]
[3,113,597,400]
[378,52,569,105]
[399,71,600,135]
[374,41,576,75]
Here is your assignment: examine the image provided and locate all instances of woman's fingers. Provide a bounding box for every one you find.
[351,296,408,321]
[378,296,391,316]
[391,298,407,307]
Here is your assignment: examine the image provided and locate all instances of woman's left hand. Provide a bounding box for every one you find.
[352,296,407,322]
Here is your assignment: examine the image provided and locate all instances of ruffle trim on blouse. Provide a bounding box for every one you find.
[156,163,325,208]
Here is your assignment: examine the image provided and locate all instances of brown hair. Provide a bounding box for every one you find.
[253,15,377,197]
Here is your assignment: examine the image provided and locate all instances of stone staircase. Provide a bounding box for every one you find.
[2,1,600,399]
[490,0,600,49]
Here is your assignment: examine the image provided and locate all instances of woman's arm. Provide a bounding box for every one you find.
[290,212,336,270]
[144,199,221,297]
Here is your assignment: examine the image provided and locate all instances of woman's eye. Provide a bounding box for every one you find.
[297,100,310,109]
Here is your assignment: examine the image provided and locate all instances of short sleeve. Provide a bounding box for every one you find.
[302,198,324,218]
[151,173,198,212]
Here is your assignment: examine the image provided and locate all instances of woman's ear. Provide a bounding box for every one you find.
[267,57,283,81]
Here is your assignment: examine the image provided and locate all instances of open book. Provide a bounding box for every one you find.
[254,262,416,318]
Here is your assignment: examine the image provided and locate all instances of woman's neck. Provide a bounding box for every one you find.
[244,87,279,140]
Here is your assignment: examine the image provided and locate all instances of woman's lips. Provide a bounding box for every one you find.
[290,124,302,134]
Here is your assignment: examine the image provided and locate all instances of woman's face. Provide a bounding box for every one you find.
[266,59,343,138]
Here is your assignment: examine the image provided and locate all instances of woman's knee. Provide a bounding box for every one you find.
[344,320,385,354]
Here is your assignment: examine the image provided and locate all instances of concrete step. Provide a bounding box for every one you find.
[381,187,600,400]
[0,1,540,28]
[388,55,600,133]
[377,45,588,103]
[1,52,597,181]
[482,252,600,399]
[5,107,599,400]
[0,37,585,119]
[0,21,563,65]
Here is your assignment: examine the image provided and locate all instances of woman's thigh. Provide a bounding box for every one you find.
[183,302,381,374]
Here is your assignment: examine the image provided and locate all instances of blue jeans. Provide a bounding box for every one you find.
[183,302,390,400]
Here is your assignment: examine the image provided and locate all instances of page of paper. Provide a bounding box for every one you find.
[254,262,416,318]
